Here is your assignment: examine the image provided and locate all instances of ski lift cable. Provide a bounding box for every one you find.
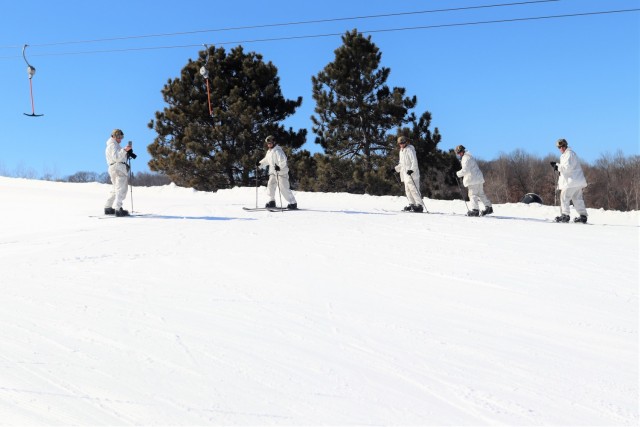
[0,0,560,50]
[0,8,636,60]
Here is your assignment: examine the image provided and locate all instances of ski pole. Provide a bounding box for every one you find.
[255,165,259,209]
[455,175,470,212]
[128,158,134,213]
[554,169,561,217]
[275,171,284,211]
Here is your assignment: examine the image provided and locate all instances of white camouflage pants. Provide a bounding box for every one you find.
[560,187,587,216]
[267,174,296,204]
[105,165,129,209]
[467,183,492,210]
[403,174,422,205]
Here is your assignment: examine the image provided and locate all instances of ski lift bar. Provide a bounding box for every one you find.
[22,44,43,117]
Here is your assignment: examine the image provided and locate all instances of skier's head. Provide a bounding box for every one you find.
[455,145,465,155]
[111,129,124,140]
[556,138,568,149]
[265,135,275,147]
[397,136,408,146]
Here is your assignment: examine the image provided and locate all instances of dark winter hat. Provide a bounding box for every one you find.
[397,136,407,144]
[556,138,568,148]
[111,129,124,138]
[455,145,466,154]
[265,135,275,143]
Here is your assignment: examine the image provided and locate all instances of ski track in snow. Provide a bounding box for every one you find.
[0,178,637,425]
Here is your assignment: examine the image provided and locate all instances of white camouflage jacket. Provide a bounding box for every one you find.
[105,137,129,175]
[456,152,485,187]
[258,144,290,176]
[557,148,587,190]
[394,144,420,182]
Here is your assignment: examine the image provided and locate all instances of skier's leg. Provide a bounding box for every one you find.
[404,180,418,205]
[467,184,481,210]
[114,171,129,209]
[266,175,277,202]
[105,168,116,208]
[568,187,587,216]
[476,185,492,208]
[560,188,571,215]
[278,175,296,204]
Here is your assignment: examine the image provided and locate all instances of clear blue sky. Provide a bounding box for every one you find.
[1,0,638,178]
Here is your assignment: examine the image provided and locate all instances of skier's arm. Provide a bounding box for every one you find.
[456,156,468,177]
[557,151,573,175]
[408,147,419,173]
[257,155,267,169]
[274,149,287,171]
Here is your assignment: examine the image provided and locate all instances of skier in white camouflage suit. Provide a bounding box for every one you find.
[550,138,588,223]
[394,136,423,212]
[455,144,493,216]
[104,129,133,216]
[256,135,297,210]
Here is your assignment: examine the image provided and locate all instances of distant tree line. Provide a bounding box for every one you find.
[4,148,637,211]
[3,30,636,211]
[478,150,639,211]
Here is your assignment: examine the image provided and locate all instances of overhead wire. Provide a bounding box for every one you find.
[0,7,637,59]
[0,0,560,50]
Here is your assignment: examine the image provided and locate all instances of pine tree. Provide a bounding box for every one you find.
[310,29,453,196]
[311,29,417,191]
[312,30,416,170]
[148,45,306,191]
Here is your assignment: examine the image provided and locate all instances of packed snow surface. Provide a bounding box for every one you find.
[0,177,637,425]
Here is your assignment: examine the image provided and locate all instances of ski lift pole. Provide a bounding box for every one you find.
[22,44,43,117]
[200,44,213,118]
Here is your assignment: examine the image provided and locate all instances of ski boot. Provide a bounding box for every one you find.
[403,205,413,211]
[265,200,276,208]
[104,207,116,215]
[481,206,493,216]
[411,204,424,213]
[467,209,480,217]
[115,207,130,217]
[287,203,298,210]
[573,215,588,224]
[554,214,570,223]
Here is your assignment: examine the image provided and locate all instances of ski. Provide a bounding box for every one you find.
[382,209,427,214]
[267,208,303,212]
[242,206,303,212]
[90,213,152,219]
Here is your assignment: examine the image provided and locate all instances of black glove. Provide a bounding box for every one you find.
[127,150,137,160]
[274,165,280,171]
[550,161,558,171]
[255,161,260,167]
[407,170,413,176]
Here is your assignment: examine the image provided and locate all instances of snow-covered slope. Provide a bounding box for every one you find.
[0,177,637,425]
